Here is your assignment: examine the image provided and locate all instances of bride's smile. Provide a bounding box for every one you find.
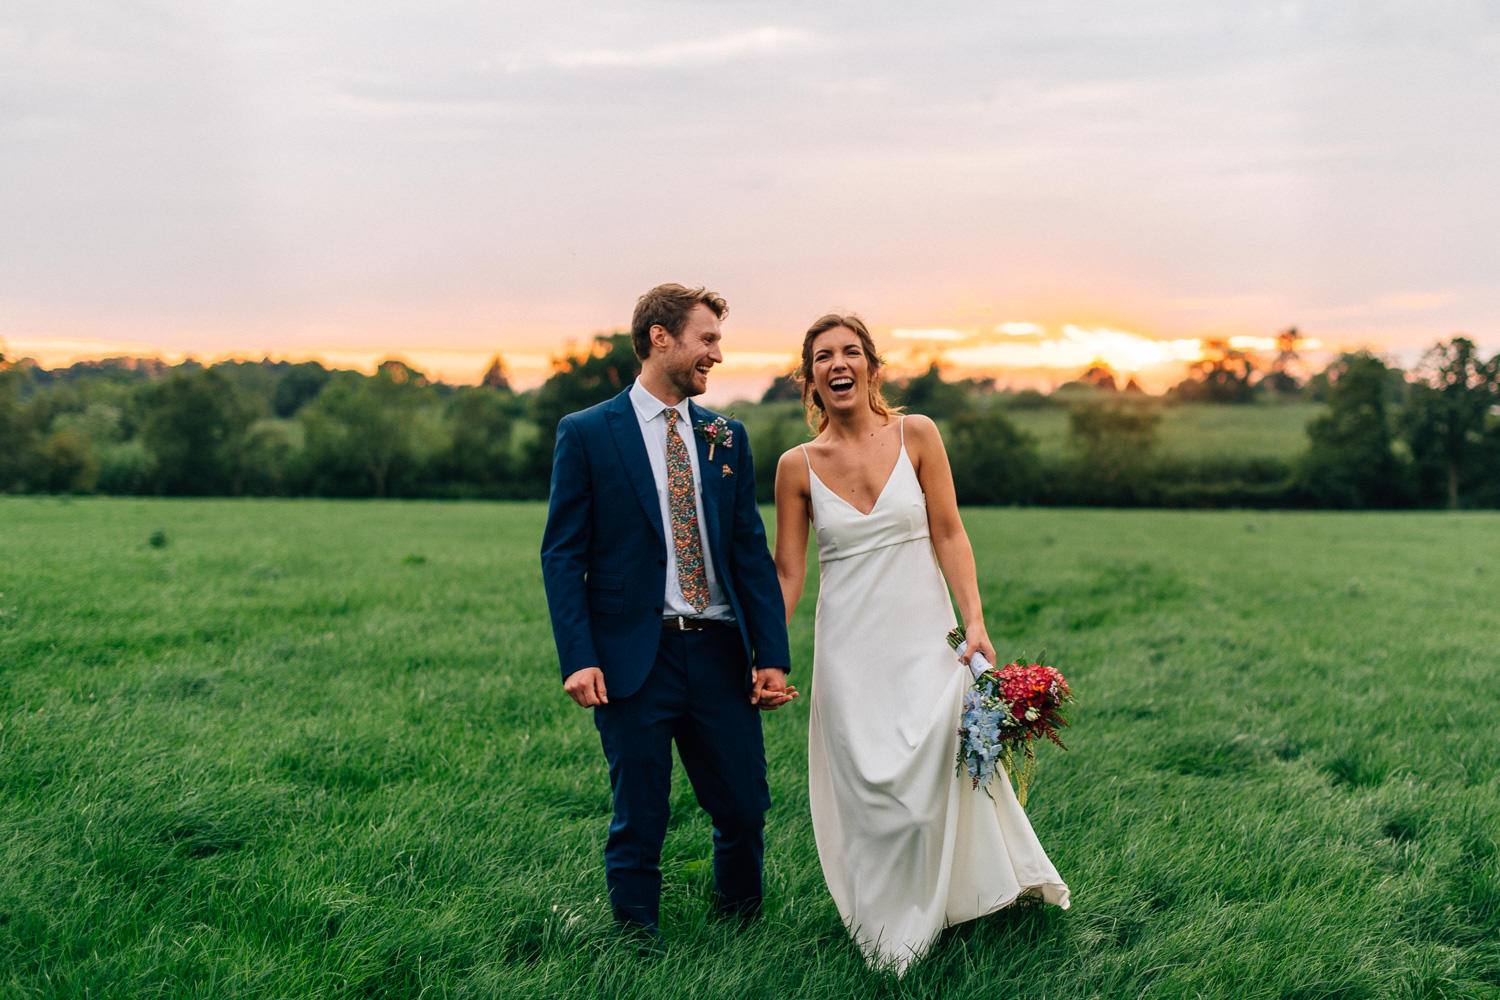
[811,326,870,411]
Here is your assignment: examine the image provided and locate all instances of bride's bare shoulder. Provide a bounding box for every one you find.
[901,413,943,446]
[778,437,814,461]
[776,444,812,482]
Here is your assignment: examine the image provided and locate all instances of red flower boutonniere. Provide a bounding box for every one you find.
[694,416,734,459]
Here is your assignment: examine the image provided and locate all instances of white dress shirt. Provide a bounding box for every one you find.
[628,378,734,622]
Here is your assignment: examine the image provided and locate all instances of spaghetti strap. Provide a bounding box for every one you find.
[800,443,812,469]
[899,415,906,448]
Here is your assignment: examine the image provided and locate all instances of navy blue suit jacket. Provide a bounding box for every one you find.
[540,388,790,700]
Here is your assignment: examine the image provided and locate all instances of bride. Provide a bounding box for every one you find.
[773,314,1070,974]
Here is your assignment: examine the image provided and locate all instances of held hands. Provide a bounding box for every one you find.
[564,666,799,711]
[563,667,609,707]
[751,668,799,711]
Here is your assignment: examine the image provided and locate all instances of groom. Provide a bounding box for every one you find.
[540,283,795,936]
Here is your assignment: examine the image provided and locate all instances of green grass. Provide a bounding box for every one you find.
[2,498,1497,999]
[1003,401,1322,461]
[733,398,1323,467]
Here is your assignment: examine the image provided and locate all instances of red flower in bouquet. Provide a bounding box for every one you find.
[950,627,1075,805]
[987,662,1071,749]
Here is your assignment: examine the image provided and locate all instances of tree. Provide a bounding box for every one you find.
[1078,362,1118,391]
[531,334,639,428]
[1169,339,1256,403]
[36,427,98,492]
[888,363,971,420]
[1401,336,1499,508]
[480,355,513,391]
[0,363,40,490]
[524,333,641,488]
[37,401,130,493]
[376,358,428,387]
[212,359,280,405]
[1069,401,1159,453]
[299,363,432,497]
[239,419,302,496]
[1258,327,1304,395]
[1064,400,1161,503]
[1305,353,1406,405]
[1297,352,1406,508]
[759,372,802,403]
[1004,388,1055,409]
[438,386,515,494]
[947,408,1044,505]
[751,416,801,503]
[141,368,259,495]
[271,361,332,417]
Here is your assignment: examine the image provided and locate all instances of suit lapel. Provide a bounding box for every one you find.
[605,390,665,545]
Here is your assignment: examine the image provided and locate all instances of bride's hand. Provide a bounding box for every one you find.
[962,623,997,672]
[751,668,799,710]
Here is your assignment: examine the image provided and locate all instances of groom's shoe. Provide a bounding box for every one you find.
[710,892,762,928]
[612,906,661,951]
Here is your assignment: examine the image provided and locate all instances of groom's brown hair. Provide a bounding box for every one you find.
[631,284,728,360]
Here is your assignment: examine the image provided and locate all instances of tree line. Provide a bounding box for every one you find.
[1,334,1496,509]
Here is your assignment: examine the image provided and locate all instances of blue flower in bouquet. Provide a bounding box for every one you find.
[959,691,1004,790]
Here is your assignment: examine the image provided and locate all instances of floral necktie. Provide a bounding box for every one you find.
[663,408,710,612]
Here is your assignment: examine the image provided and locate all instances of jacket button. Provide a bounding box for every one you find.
[654,606,663,614]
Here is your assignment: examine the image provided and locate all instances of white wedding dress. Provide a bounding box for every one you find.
[803,421,1070,974]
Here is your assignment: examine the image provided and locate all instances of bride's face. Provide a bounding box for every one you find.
[810,326,870,414]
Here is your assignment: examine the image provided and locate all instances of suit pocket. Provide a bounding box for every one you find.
[587,572,625,615]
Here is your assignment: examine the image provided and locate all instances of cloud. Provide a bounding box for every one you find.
[997,323,1048,342]
[875,323,1209,378]
[1305,290,1458,323]
[1375,292,1455,312]
[1035,82,1140,108]
[891,328,968,342]
[1162,295,1283,315]
[545,26,813,71]
[6,2,1499,373]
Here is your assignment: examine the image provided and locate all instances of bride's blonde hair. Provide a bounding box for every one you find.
[795,314,901,433]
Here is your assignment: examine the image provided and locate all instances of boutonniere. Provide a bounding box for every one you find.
[694,416,734,460]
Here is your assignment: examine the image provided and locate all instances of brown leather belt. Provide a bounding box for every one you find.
[662,616,732,632]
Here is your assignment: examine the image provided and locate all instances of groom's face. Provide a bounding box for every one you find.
[655,303,724,398]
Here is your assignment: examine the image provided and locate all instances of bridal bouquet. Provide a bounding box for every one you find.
[947,626,1073,806]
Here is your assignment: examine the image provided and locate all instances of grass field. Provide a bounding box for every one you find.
[2,498,1497,999]
[734,399,1323,464]
[1005,401,1322,462]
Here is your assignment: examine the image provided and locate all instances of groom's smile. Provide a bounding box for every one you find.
[658,302,723,399]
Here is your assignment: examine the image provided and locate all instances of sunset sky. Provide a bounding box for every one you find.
[5,2,1499,403]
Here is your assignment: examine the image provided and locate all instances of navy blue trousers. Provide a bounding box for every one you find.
[593,624,769,928]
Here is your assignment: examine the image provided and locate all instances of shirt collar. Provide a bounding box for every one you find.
[629,377,692,426]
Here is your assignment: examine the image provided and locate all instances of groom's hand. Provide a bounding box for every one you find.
[751,668,798,710]
[563,667,609,707]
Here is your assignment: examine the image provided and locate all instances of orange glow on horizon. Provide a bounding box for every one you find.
[7,320,1333,401]
[882,323,1210,392]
